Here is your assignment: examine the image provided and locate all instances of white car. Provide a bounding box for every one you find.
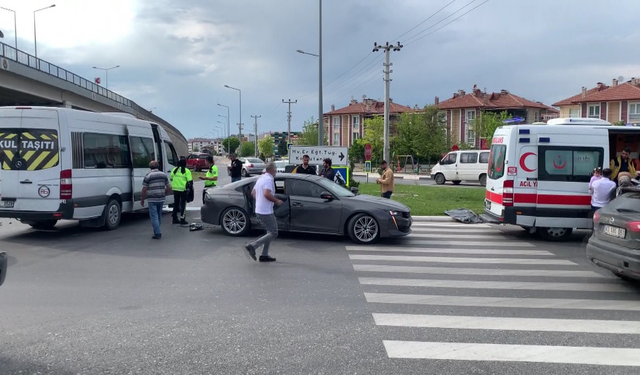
[262,160,288,174]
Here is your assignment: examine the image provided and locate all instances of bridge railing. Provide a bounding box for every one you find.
[0,41,184,142]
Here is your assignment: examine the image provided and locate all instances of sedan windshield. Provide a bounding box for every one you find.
[247,158,263,163]
[316,178,355,197]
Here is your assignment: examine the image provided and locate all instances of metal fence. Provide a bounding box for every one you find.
[0,41,182,141]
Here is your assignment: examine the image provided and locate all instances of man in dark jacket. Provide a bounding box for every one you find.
[292,154,316,175]
[320,158,336,182]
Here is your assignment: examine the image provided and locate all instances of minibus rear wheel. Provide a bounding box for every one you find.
[537,227,572,241]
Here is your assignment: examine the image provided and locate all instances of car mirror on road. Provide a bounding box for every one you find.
[0,252,7,287]
[320,192,333,200]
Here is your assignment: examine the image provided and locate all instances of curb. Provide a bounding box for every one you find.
[411,216,455,222]
[352,172,431,180]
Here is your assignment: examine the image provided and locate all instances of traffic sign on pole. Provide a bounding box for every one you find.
[364,161,372,173]
[364,143,372,161]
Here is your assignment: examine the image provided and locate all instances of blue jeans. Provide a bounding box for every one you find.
[231,177,241,183]
[148,201,164,235]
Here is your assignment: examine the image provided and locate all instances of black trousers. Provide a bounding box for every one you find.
[173,191,187,220]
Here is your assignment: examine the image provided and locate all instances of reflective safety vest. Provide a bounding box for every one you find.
[205,165,218,187]
[170,167,193,192]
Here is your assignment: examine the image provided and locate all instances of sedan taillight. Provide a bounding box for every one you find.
[628,221,640,233]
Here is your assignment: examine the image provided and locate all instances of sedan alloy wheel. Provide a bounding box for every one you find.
[221,207,250,236]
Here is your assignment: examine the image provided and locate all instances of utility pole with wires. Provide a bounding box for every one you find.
[251,115,261,157]
[237,123,244,146]
[282,99,297,145]
[373,41,402,164]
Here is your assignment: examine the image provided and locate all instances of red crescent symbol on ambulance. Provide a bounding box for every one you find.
[519,152,536,172]
[553,155,567,169]
[495,152,504,172]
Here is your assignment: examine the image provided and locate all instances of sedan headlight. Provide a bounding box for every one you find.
[389,211,400,216]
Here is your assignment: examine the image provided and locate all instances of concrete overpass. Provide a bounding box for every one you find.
[0,41,188,156]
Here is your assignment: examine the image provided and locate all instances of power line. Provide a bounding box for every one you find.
[393,0,458,41]
[404,0,489,46]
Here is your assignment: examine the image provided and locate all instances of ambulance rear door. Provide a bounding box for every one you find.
[512,127,538,228]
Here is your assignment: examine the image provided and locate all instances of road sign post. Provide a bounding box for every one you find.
[364,143,372,161]
[289,146,348,166]
[364,160,372,183]
[331,166,349,187]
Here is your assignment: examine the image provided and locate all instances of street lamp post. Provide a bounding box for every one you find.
[224,85,242,145]
[217,104,230,153]
[34,4,55,63]
[0,6,17,50]
[92,65,120,90]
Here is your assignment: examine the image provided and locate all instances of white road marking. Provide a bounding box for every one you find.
[410,222,493,228]
[373,313,640,334]
[349,255,575,265]
[365,292,640,311]
[400,240,535,247]
[359,277,634,292]
[383,341,640,366]
[352,264,605,278]
[346,246,553,256]
[409,233,512,239]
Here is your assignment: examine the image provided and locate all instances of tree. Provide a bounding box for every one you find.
[193,146,200,152]
[277,138,288,156]
[394,106,448,166]
[349,139,366,163]
[258,136,275,159]
[298,117,327,146]
[362,116,385,165]
[222,137,240,154]
[240,141,254,157]
[470,111,512,147]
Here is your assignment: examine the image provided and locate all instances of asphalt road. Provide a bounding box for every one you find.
[353,175,483,188]
[1,174,640,374]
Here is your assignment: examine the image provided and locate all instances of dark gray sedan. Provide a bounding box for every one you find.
[201,174,412,244]
[587,190,640,281]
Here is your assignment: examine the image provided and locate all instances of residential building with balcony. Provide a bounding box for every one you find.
[553,78,640,124]
[436,85,559,148]
[187,138,223,153]
[323,95,414,147]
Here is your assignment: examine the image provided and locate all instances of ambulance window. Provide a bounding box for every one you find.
[460,152,478,163]
[83,133,131,169]
[539,146,603,182]
[488,145,506,179]
[0,129,59,171]
[479,152,490,163]
[130,137,155,168]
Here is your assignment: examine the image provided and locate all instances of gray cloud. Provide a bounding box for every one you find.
[35,0,640,139]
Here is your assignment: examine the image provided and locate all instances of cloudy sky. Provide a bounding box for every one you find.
[1,0,639,139]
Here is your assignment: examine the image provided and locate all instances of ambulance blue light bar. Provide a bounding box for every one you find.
[547,118,611,126]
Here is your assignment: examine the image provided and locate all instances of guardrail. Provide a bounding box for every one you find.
[0,41,185,142]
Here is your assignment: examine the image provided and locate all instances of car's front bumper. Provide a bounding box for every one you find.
[586,236,640,280]
[382,215,412,237]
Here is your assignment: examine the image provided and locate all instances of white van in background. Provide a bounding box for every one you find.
[484,117,628,241]
[0,107,179,230]
[430,150,491,186]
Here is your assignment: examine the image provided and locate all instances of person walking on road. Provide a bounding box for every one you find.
[591,168,616,211]
[141,160,172,239]
[377,160,395,199]
[229,153,243,183]
[244,162,282,262]
[170,158,192,225]
[292,154,317,175]
[320,158,336,182]
[200,155,218,202]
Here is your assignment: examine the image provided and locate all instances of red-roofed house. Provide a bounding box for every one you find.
[436,85,559,147]
[323,95,415,146]
[553,78,640,124]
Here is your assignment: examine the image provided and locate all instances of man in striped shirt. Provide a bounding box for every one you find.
[141,160,172,239]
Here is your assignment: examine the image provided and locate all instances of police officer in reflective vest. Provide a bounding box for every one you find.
[199,155,218,202]
[170,158,193,224]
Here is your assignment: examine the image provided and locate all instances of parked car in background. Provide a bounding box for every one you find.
[430,150,490,186]
[587,190,640,281]
[240,157,265,176]
[201,174,412,244]
[186,153,209,171]
[262,160,289,174]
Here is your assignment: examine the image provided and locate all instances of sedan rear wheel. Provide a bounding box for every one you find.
[221,207,250,236]
[348,213,380,244]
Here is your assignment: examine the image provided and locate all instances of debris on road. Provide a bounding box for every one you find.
[444,208,484,224]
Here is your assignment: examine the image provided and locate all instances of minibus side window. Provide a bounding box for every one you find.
[460,152,478,164]
[479,152,490,163]
[488,145,506,179]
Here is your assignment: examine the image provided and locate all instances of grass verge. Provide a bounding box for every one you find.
[356,183,485,216]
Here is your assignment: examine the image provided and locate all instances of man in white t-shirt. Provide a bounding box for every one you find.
[245,162,283,262]
[591,168,616,210]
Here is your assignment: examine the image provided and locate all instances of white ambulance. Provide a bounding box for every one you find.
[0,107,180,230]
[484,117,636,241]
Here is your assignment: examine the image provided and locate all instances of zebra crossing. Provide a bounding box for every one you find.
[349,220,640,368]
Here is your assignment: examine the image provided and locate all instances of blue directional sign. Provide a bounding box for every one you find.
[364,161,372,174]
[332,166,349,187]
[287,143,293,150]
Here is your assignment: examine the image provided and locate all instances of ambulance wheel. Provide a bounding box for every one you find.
[103,199,122,231]
[434,173,446,185]
[452,180,462,185]
[28,220,58,230]
[479,174,487,187]
[537,227,572,241]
